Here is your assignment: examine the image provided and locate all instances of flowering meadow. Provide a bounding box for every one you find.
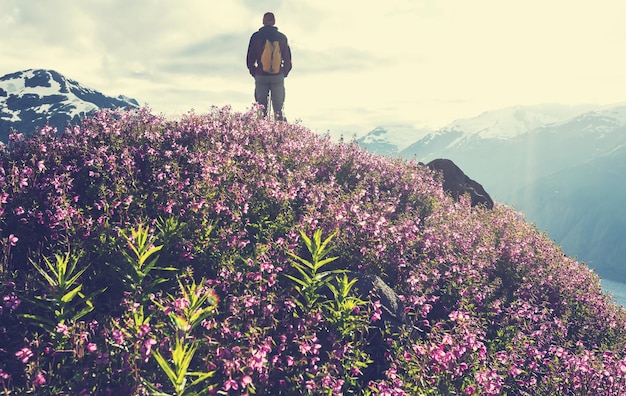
[1,106,626,395]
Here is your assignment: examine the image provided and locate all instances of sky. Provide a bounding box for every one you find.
[2,0,626,139]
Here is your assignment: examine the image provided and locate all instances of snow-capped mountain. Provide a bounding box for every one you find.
[361,102,626,283]
[443,104,596,139]
[357,104,595,159]
[0,69,139,141]
[397,103,626,201]
[400,104,597,160]
[356,125,432,156]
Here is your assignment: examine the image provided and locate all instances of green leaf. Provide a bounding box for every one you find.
[284,274,308,289]
[71,304,95,322]
[291,262,313,284]
[139,245,163,268]
[299,230,313,253]
[286,251,314,270]
[65,265,90,289]
[30,259,57,287]
[177,342,198,385]
[19,313,56,329]
[188,371,215,387]
[326,282,338,297]
[317,229,338,256]
[156,266,179,272]
[153,349,178,385]
[61,284,83,303]
[169,314,191,333]
[314,256,339,271]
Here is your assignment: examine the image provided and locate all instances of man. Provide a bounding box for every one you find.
[246,12,292,121]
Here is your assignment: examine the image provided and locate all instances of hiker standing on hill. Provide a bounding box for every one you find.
[246,12,292,121]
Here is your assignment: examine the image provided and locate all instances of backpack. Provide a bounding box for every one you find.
[260,39,282,74]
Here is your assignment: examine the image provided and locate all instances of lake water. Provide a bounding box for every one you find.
[601,278,626,307]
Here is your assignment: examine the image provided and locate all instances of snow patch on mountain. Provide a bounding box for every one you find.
[594,102,626,122]
[357,125,433,154]
[442,104,597,140]
[1,70,92,119]
[0,69,138,140]
[396,104,600,155]
[563,102,626,135]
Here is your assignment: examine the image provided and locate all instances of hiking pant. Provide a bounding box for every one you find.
[254,74,285,120]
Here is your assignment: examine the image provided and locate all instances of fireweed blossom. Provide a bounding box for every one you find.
[2,293,21,312]
[33,372,46,387]
[15,347,33,364]
[1,107,626,394]
[142,339,156,362]
[56,322,69,336]
[371,300,383,322]
[87,343,98,353]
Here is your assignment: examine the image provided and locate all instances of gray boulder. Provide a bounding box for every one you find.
[426,158,494,209]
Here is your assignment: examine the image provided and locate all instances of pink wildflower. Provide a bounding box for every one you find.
[143,338,157,361]
[241,375,253,387]
[509,365,523,377]
[15,347,33,363]
[3,293,21,311]
[56,322,69,336]
[138,323,151,337]
[111,329,124,345]
[371,300,383,322]
[224,379,239,391]
[174,297,190,310]
[33,372,46,387]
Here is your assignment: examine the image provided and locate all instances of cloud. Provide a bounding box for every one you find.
[295,47,382,74]
[157,33,251,78]
[240,0,285,14]
[1,0,626,136]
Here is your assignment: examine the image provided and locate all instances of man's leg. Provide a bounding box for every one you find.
[254,75,271,117]
[269,75,286,121]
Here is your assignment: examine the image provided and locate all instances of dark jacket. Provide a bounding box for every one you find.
[247,26,292,77]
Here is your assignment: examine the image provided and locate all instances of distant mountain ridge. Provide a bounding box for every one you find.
[357,103,626,282]
[356,125,432,156]
[357,104,597,157]
[0,69,138,141]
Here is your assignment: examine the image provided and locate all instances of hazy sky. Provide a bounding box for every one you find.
[2,0,625,138]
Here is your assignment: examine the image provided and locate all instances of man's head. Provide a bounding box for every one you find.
[263,12,275,26]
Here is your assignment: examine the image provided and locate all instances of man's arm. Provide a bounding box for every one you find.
[246,34,259,76]
[281,36,292,77]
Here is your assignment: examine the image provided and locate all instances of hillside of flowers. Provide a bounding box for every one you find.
[1,106,626,395]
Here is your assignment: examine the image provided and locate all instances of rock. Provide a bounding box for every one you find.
[352,273,406,327]
[426,158,494,209]
[349,272,424,383]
